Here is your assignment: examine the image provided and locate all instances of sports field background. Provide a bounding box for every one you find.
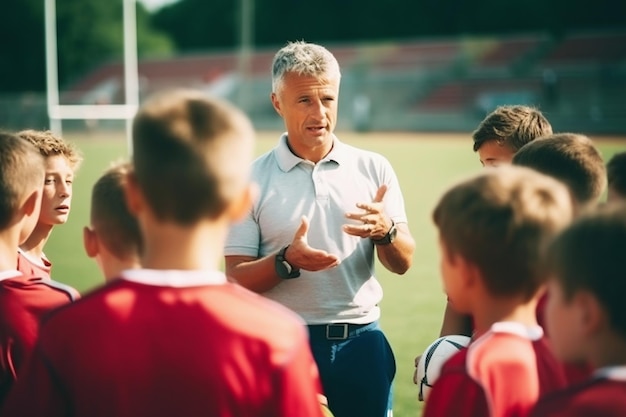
[47,130,626,417]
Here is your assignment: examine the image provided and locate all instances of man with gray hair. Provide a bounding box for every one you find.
[225,40,416,417]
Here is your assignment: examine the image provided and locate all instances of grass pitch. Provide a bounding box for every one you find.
[48,130,626,417]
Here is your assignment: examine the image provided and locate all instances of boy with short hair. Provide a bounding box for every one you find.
[472,105,553,167]
[1,90,326,417]
[83,160,142,282]
[420,105,554,355]
[512,133,606,210]
[422,165,572,417]
[17,129,83,279]
[512,132,606,384]
[605,151,626,203]
[530,204,626,417]
[0,132,78,404]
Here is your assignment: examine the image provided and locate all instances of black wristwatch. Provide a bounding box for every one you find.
[275,245,301,279]
[372,221,398,245]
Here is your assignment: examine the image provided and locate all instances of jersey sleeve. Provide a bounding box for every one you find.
[422,365,490,417]
[0,344,67,417]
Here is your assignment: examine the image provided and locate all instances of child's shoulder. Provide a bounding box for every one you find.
[532,375,626,417]
[467,323,548,377]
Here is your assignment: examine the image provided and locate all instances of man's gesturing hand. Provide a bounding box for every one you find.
[343,185,392,240]
[286,216,341,271]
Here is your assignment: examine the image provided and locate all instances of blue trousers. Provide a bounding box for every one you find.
[308,321,396,417]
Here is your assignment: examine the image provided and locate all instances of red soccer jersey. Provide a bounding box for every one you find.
[16,250,52,279]
[530,367,626,417]
[423,322,567,417]
[1,270,325,417]
[0,270,78,403]
[536,291,593,385]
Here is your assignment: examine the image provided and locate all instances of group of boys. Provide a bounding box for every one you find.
[0,129,82,405]
[0,90,331,416]
[0,39,625,417]
[415,104,626,416]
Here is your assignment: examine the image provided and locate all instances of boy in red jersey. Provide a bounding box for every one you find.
[530,204,626,417]
[1,90,326,417]
[0,132,78,404]
[16,129,83,279]
[417,133,606,390]
[416,106,555,382]
[83,161,142,282]
[422,165,572,417]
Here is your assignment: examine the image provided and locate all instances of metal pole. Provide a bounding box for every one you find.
[237,0,254,111]
[44,0,62,134]
[123,0,140,155]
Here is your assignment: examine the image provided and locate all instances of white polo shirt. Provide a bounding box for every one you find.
[225,133,409,324]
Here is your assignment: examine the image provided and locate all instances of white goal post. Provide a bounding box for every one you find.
[45,0,139,153]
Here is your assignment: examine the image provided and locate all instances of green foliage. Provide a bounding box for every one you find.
[1,0,47,91]
[152,0,238,51]
[1,0,173,92]
[153,0,626,52]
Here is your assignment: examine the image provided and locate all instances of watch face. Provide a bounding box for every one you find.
[389,224,397,242]
[275,246,301,279]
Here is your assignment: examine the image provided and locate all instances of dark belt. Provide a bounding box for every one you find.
[307,321,377,341]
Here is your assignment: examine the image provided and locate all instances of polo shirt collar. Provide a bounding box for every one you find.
[275,132,349,172]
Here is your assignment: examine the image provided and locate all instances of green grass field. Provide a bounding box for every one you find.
[48,130,626,417]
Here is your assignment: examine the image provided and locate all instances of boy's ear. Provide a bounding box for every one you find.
[228,183,258,223]
[22,189,41,217]
[456,255,481,290]
[83,226,99,258]
[123,170,143,216]
[575,291,604,337]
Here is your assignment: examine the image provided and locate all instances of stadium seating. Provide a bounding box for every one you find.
[48,29,626,134]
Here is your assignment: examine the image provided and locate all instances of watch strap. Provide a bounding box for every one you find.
[275,245,301,279]
[372,220,397,245]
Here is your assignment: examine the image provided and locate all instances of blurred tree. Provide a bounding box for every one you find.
[0,0,46,92]
[2,0,624,92]
[152,0,237,51]
[154,0,625,52]
[0,0,173,93]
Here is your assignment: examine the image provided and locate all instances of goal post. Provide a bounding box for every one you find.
[44,0,139,154]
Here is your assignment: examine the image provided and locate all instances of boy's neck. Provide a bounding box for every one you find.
[139,219,227,272]
[19,222,54,258]
[471,295,539,337]
[0,229,22,271]
[100,253,142,283]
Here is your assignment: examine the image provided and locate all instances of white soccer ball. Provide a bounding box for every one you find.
[416,335,471,402]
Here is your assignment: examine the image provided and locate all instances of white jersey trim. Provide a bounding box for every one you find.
[0,270,23,282]
[490,321,544,341]
[121,269,227,288]
[595,365,626,381]
[17,247,50,268]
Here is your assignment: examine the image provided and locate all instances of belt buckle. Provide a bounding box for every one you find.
[326,324,348,340]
